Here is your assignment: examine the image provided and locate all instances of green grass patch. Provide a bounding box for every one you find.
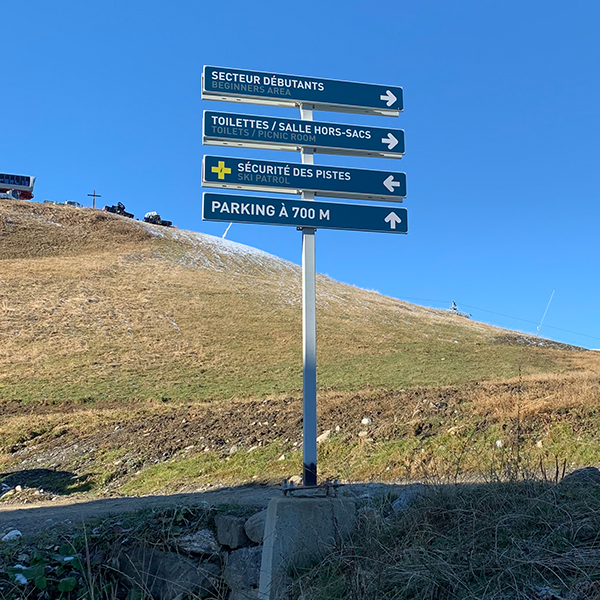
[0,341,567,404]
[119,420,600,497]
[120,443,303,495]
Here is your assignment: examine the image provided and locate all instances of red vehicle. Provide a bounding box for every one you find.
[0,173,35,200]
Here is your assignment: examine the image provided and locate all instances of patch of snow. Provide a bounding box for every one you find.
[144,225,298,276]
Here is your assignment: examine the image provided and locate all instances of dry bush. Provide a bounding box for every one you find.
[293,480,600,599]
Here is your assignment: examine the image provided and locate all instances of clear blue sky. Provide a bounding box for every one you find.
[4,1,600,348]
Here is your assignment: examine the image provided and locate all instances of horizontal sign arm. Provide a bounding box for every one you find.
[202,156,406,202]
[202,193,408,235]
[203,66,403,116]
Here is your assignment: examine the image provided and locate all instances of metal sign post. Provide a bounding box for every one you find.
[300,103,317,486]
[201,65,407,489]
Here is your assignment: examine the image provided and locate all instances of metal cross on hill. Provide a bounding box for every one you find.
[87,190,101,209]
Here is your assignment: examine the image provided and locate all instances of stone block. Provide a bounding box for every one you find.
[223,546,262,592]
[175,528,220,556]
[215,514,249,548]
[244,510,268,544]
[118,547,219,600]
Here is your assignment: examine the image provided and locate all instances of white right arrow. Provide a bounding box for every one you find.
[381,133,399,150]
[383,175,401,193]
[380,90,397,107]
[384,211,402,230]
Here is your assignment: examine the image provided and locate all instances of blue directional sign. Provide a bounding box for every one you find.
[202,66,403,116]
[203,111,405,159]
[203,156,406,202]
[202,193,408,234]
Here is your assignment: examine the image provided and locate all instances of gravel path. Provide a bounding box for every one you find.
[0,482,407,538]
[0,485,282,538]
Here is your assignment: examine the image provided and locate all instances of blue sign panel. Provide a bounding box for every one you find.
[203,156,406,202]
[203,66,403,116]
[202,193,408,234]
[203,111,405,159]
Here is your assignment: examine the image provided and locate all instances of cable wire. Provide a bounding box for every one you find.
[393,297,600,343]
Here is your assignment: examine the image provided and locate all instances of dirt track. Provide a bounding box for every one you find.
[0,485,282,538]
[0,482,410,538]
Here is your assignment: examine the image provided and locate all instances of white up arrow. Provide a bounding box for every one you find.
[383,175,401,193]
[380,90,397,107]
[384,211,402,230]
[381,133,399,150]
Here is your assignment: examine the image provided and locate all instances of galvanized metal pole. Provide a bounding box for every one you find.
[300,103,317,486]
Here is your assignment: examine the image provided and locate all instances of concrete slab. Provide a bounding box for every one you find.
[258,496,355,600]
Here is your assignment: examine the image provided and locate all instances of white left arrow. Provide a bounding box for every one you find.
[380,90,397,107]
[384,211,402,230]
[383,175,401,193]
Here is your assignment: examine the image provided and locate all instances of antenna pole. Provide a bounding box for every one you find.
[537,289,555,336]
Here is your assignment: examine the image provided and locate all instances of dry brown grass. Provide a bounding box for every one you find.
[0,200,595,403]
[2,200,600,494]
[293,479,600,599]
[471,370,600,421]
[0,199,152,259]
[1,221,585,404]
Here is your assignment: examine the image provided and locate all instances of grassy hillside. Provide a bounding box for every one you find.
[1,199,599,496]
[0,199,583,404]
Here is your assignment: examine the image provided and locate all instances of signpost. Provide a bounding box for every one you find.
[203,156,407,201]
[203,193,408,234]
[201,66,408,488]
[202,66,403,116]
[203,111,405,159]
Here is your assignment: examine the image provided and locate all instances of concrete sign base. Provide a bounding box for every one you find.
[258,496,356,600]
